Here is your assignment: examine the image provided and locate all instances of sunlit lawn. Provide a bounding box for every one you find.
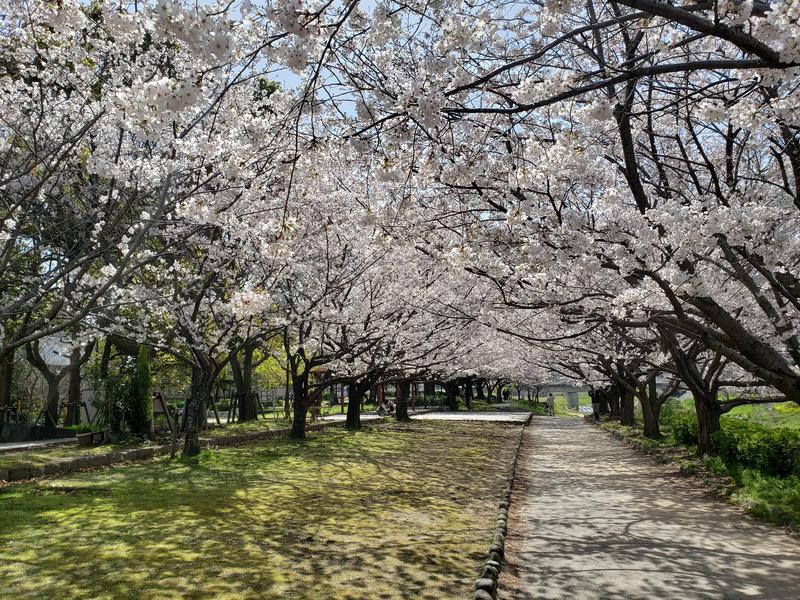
[727,401,800,429]
[0,442,142,471]
[0,420,519,599]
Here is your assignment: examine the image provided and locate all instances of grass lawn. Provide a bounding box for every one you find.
[201,416,294,437]
[727,401,800,429]
[671,397,800,430]
[0,421,287,470]
[0,442,144,471]
[0,420,520,599]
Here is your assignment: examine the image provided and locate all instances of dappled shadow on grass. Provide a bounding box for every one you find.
[500,418,800,600]
[0,420,520,599]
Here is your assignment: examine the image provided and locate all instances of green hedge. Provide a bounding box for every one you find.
[661,401,800,477]
[713,419,800,478]
[660,400,698,445]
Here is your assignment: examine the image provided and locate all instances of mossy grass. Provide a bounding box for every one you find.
[0,441,146,471]
[0,420,519,599]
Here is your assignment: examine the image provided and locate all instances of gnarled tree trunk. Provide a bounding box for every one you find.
[347,380,364,430]
[0,352,13,419]
[395,379,411,422]
[290,369,310,439]
[606,386,621,417]
[183,360,215,456]
[640,379,661,438]
[695,392,722,457]
[230,343,258,422]
[620,388,635,427]
[445,381,459,411]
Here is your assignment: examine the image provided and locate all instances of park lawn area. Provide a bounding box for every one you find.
[201,416,295,437]
[671,397,800,430]
[0,420,519,600]
[727,401,800,429]
[0,421,288,471]
[0,442,145,471]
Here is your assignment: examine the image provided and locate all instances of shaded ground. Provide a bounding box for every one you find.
[0,420,520,599]
[499,417,800,600]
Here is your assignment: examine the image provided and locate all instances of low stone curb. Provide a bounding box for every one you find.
[474,412,533,600]
[0,418,368,484]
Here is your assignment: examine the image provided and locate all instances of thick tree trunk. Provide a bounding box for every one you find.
[598,390,610,415]
[620,388,635,427]
[640,379,662,438]
[475,379,486,400]
[395,379,411,422]
[231,345,258,422]
[464,380,473,411]
[291,396,307,438]
[0,352,13,417]
[607,386,621,417]
[495,384,503,403]
[44,378,60,428]
[695,393,722,457]
[445,381,459,411]
[25,341,64,428]
[346,381,363,430]
[376,383,384,406]
[290,366,310,439]
[183,363,214,456]
[640,398,661,438]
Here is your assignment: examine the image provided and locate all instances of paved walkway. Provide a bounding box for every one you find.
[499,417,800,600]
[413,411,529,423]
[0,437,75,453]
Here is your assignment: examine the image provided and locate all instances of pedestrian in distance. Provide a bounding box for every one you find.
[546,392,555,416]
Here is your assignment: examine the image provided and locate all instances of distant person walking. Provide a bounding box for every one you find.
[546,392,555,416]
[589,387,601,423]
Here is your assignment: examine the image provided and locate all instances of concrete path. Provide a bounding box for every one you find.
[499,417,800,600]
[413,411,530,423]
[0,438,75,453]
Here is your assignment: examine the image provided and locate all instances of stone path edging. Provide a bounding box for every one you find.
[474,412,533,600]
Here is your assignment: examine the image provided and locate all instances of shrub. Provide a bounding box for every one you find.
[128,346,153,436]
[734,470,800,529]
[713,418,800,478]
[704,455,728,476]
[660,400,699,445]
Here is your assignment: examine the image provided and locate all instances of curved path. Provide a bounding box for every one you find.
[499,417,800,600]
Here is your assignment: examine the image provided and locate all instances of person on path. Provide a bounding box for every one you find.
[545,392,555,416]
[376,398,389,416]
[589,386,600,423]
[502,388,511,403]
